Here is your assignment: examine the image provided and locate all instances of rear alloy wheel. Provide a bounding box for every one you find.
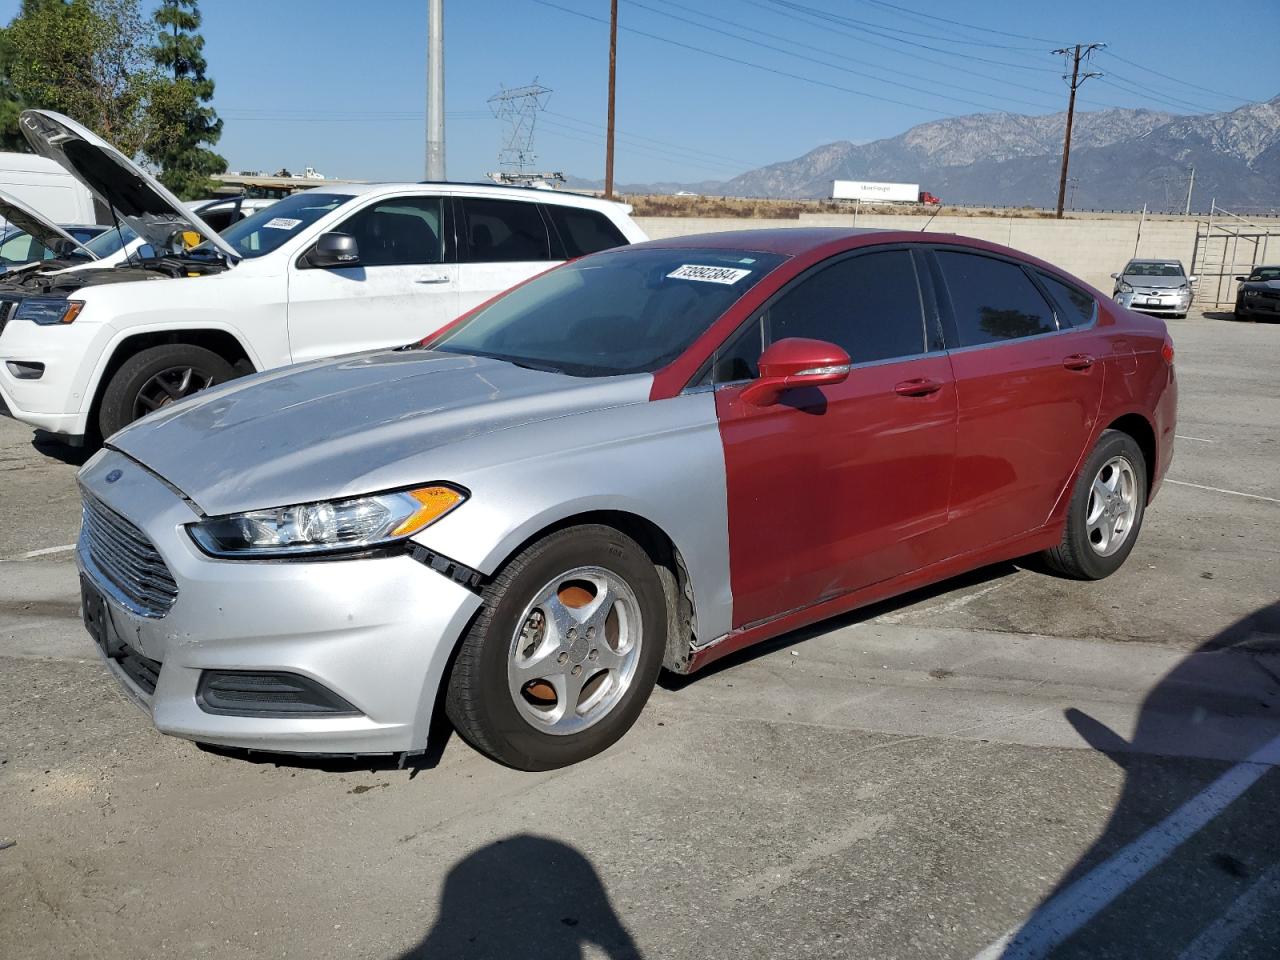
[1042,429,1147,580]
[446,524,666,770]
[98,344,235,439]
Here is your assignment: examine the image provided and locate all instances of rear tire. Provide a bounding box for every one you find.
[98,344,235,439]
[446,524,667,770]
[1042,429,1147,580]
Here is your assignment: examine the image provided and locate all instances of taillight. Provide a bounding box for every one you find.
[1161,338,1175,365]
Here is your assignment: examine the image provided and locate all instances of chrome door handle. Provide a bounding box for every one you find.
[894,377,943,397]
[415,275,451,284]
[1062,353,1094,371]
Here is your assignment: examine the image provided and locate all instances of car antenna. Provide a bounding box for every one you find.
[920,204,943,232]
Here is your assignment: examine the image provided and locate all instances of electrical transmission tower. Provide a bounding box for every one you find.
[486,79,564,187]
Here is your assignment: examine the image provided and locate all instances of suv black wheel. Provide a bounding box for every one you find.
[98,344,235,439]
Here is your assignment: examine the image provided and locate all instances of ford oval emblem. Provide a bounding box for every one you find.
[105,469,122,483]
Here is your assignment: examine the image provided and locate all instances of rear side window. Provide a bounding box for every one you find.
[545,205,628,257]
[934,251,1056,346]
[1036,271,1097,327]
[708,249,926,383]
[460,198,553,262]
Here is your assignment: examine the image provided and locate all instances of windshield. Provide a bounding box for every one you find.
[83,225,136,258]
[1248,266,1280,281]
[430,246,786,377]
[1125,261,1184,278]
[207,191,353,259]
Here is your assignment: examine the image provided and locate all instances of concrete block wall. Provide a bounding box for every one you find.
[634,214,1200,295]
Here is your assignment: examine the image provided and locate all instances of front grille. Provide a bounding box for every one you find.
[1259,290,1280,300]
[80,494,178,618]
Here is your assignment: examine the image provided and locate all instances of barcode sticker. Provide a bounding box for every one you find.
[667,264,752,284]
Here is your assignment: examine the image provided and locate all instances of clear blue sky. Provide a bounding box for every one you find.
[3,0,1278,184]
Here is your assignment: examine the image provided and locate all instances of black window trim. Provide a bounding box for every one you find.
[294,191,450,270]
[684,242,938,393]
[925,244,1085,354]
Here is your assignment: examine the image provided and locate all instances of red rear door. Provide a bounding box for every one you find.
[710,247,958,630]
[927,248,1105,551]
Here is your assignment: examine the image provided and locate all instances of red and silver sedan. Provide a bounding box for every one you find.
[76,228,1176,769]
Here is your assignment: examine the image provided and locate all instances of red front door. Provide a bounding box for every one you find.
[707,246,958,631]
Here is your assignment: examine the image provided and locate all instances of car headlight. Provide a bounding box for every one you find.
[1245,289,1259,297]
[187,485,466,558]
[1117,281,1133,294]
[16,297,85,325]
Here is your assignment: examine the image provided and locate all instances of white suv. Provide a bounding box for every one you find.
[0,110,647,443]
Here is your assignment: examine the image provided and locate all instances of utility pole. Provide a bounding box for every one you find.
[425,0,446,181]
[604,0,618,199]
[1052,42,1103,219]
[1184,165,1195,216]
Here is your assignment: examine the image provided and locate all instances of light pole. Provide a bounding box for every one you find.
[426,0,446,181]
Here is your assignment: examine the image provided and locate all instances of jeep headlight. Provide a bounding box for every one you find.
[16,297,84,325]
[187,485,466,558]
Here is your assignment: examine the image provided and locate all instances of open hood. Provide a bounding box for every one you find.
[0,187,96,260]
[18,109,239,261]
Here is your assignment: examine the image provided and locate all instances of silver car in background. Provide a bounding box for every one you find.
[1111,259,1195,318]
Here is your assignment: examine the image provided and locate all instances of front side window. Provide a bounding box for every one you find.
[430,246,785,377]
[935,251,1057,347]
[335,196,444,267]
[211,191,353,259]
[708,249,927,383]
[460,198,552,263]
[1037,271,1097,327]
[0,232,38,264]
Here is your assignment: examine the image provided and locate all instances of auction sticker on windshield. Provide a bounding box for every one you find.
[263,217,303,230]
[667,264,752,284]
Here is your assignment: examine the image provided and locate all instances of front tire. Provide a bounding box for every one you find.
[446,524,667,770]
[98,344,235,439]
[1042,430,1147,580]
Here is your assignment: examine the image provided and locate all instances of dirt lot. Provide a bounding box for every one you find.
[1,311,1278,959]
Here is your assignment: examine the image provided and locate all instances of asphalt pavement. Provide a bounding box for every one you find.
[1,311,1278,959]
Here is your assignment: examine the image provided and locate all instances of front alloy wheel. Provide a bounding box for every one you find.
[447,524,667,770]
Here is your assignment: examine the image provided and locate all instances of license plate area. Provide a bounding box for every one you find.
[81,575,126,658]
[1145,298,1163,307]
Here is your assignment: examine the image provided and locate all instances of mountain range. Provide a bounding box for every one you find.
[572,96,1280,213]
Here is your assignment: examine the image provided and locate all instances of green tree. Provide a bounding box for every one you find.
[143,0,224,199]
[1,0,157,157]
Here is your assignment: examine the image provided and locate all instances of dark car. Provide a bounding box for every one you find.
[1233,265,1280,322]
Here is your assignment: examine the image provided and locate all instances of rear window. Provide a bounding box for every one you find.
[545,205,628,258]
[935,251,1057,346]
[1037,271,1097,327]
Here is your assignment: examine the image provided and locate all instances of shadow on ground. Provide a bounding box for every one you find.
[992,602,1280,958]
[397,834,641,959]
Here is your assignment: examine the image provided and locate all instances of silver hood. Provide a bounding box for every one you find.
[18,109,239,260]
[107,349,653,516]
[0,187,96,259]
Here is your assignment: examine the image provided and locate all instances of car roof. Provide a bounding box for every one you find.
[639,227,899,255]
[286,181,632,213]
[1127,259,1182,266]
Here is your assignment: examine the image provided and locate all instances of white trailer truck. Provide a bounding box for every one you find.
[831,180,922,204]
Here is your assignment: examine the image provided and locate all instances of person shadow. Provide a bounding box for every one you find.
[990,602,1280,958]
[399,834,642,960]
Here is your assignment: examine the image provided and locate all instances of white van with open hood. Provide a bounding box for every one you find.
[0,110,646,443]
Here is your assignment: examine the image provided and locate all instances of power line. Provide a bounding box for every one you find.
[856,0,1067,44]
[1099,50,1256,105]
[626,0,1056,114]
[1095,70,1226,115]
[531,0,960,116]
[645,0,1063,112]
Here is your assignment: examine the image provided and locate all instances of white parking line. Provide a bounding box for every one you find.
[1176,864,1280,960]
[1175,435,1214,443]
[0,543,77,562]
[971,733,1280,960]
[1165,479,1280,504]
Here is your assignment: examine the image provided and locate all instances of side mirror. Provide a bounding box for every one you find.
[1110,272,1120,279]
[740,337,851,407]
[136,243,157,260]
[307,232,360,268]
[1188,275,1198,283]
[1234,275,1247,281]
